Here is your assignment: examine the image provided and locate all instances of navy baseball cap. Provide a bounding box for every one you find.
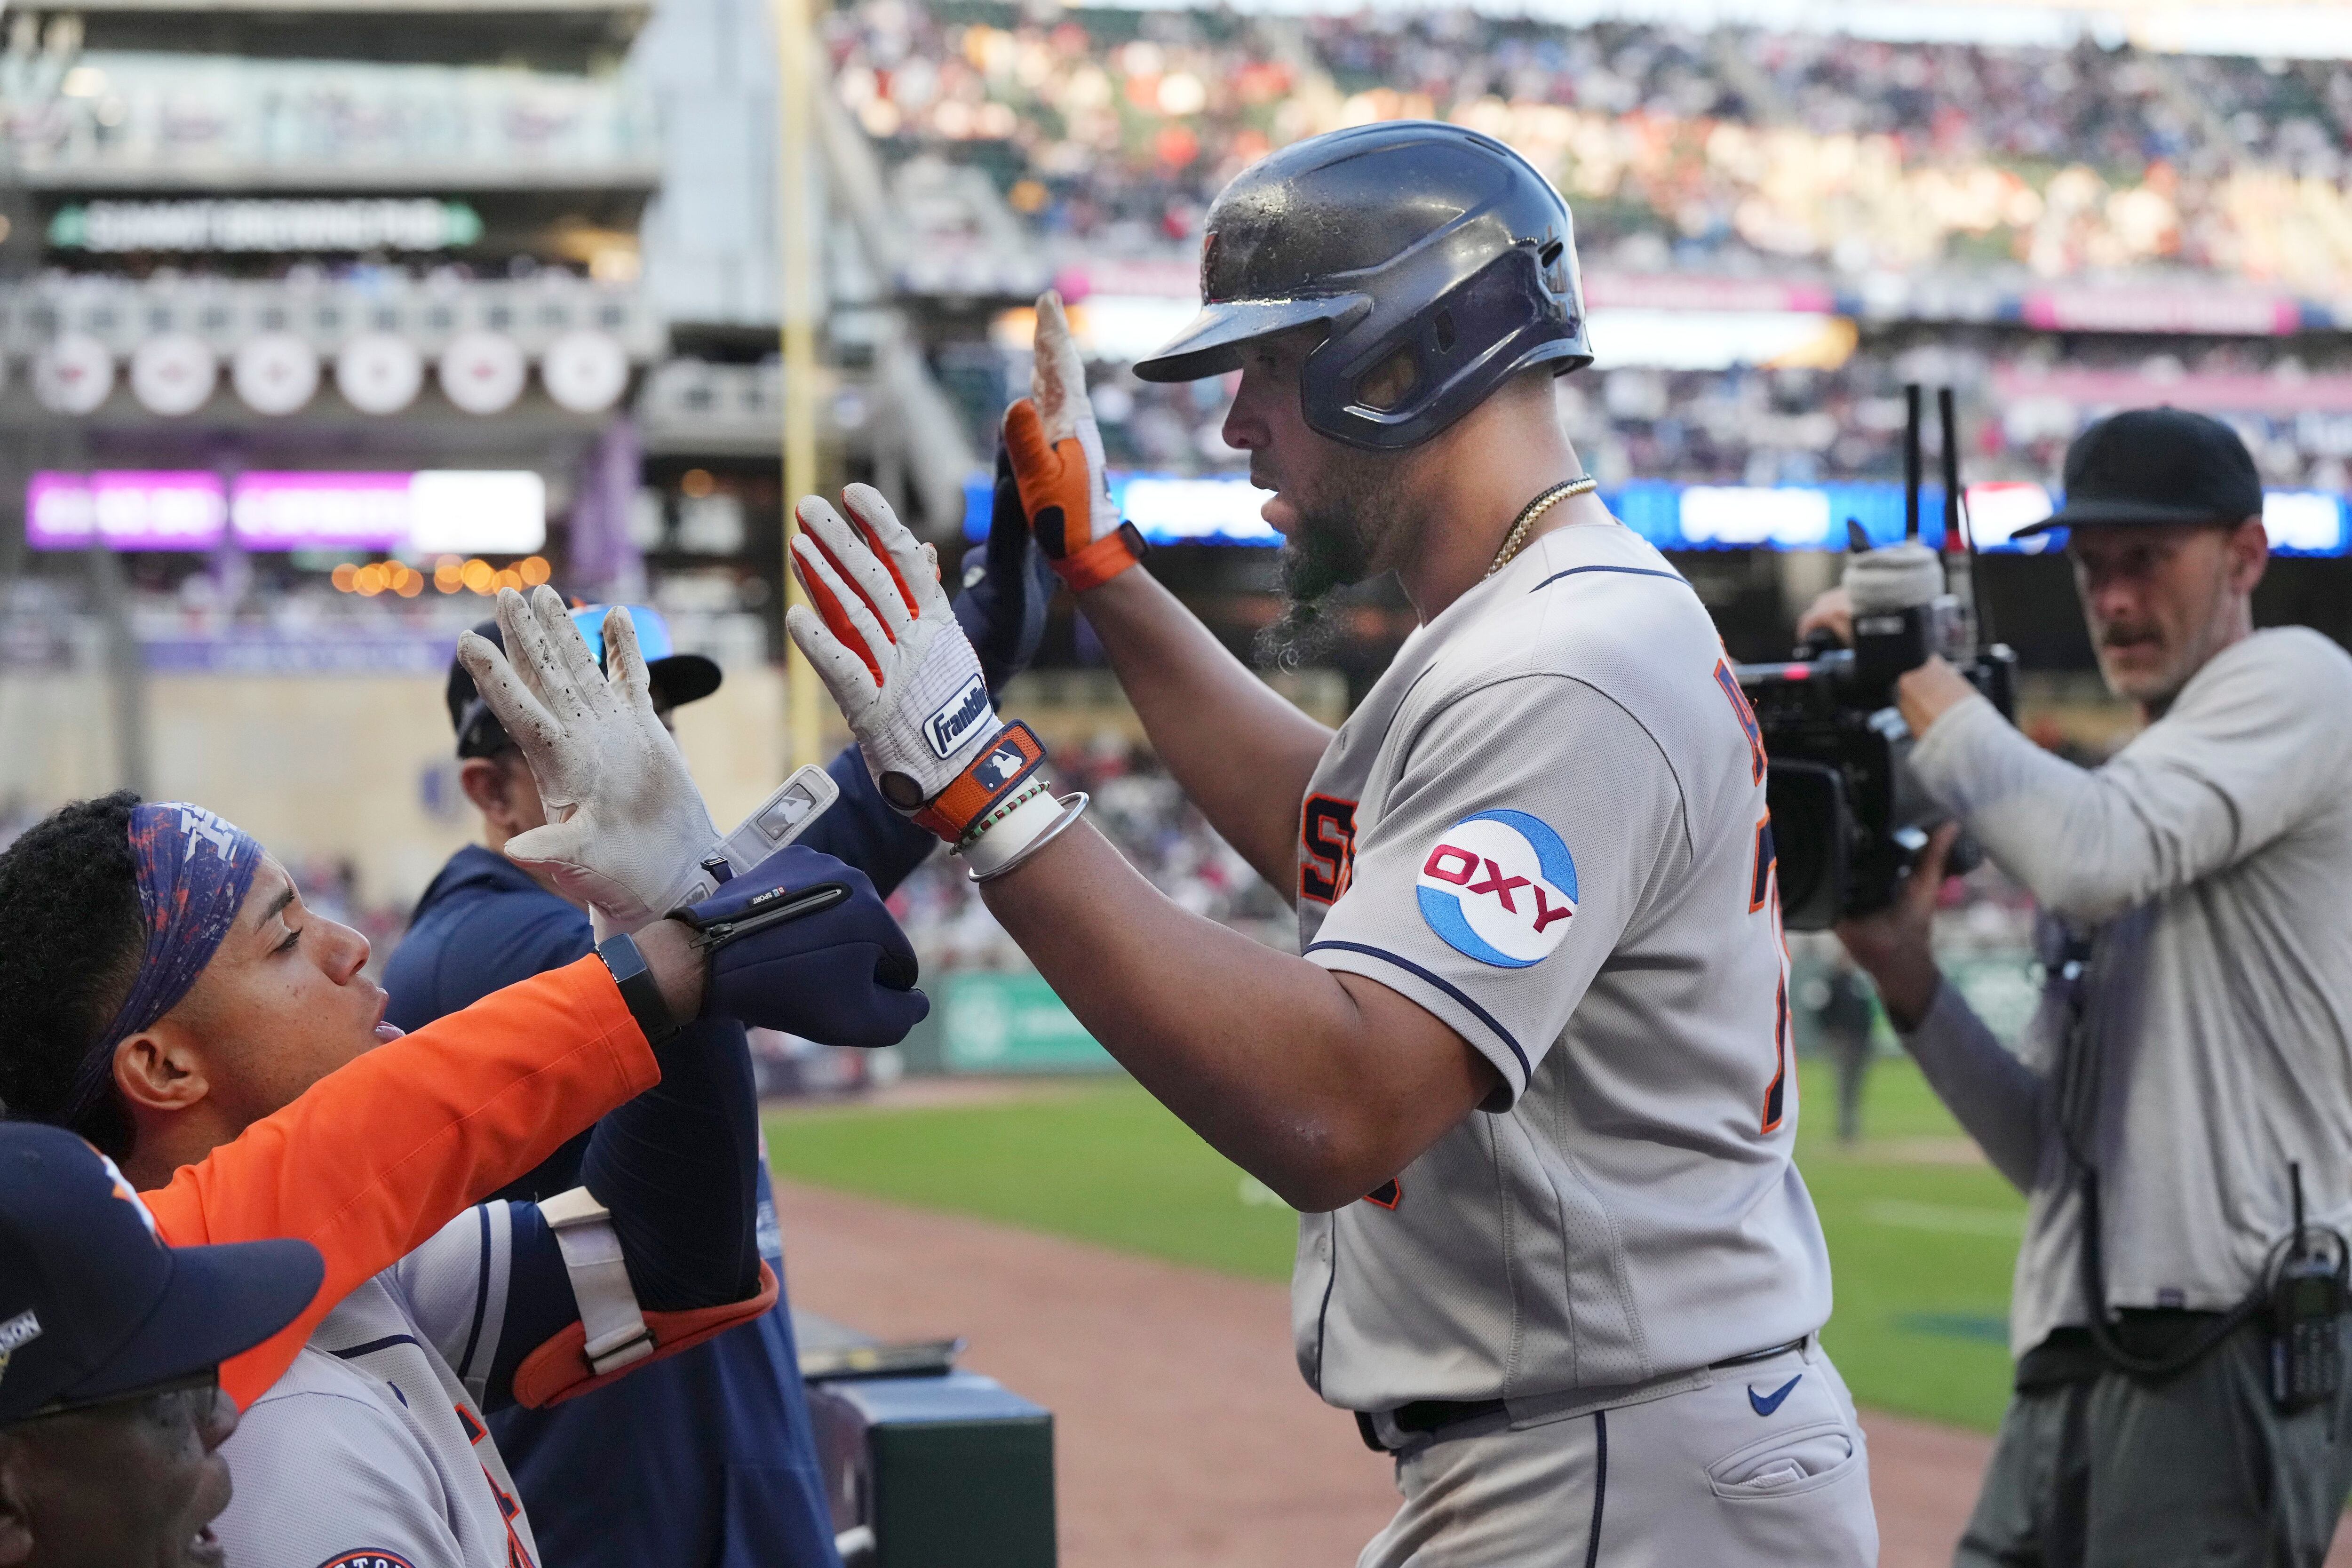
[0,1123,321,1425]
[446,603,722,758]
[2015,407,2264,537]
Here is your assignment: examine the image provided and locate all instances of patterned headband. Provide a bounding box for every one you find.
[55,803,262,1132]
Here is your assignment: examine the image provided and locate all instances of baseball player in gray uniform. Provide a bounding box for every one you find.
[781,122,1875,1565]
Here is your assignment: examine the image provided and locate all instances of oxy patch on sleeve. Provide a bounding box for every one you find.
[1414,810,1578,969]
[315,1553,419,1568]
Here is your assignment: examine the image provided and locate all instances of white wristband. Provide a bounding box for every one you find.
[955,788,1072,879]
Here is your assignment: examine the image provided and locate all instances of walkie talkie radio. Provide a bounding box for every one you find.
[2269,1163,2348,1412]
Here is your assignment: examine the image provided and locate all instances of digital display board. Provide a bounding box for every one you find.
[965,474,2348,558]
[30,471,547,555]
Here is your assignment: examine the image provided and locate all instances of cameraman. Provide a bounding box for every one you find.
[1818,408,2352,1567]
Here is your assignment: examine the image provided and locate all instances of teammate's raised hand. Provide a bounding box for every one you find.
[1003,292,1145,591]
[457,586,726,930]
[786,485,1051,849]
[672,843,928,1048]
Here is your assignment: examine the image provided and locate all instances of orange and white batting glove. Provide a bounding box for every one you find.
[1003,291,1145,592]
[784,485,1060,868]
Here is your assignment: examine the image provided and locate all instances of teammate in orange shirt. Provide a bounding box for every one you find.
[0,607,925,1568]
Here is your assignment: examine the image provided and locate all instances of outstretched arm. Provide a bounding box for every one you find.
[1897,634,2352,924]
[411,1015,775,1415]
[983,818,1494,1210]
[145,954,665,1409]
[1003,295,1329,892]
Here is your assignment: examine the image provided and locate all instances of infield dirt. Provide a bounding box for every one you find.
[778,1180,2352,1567]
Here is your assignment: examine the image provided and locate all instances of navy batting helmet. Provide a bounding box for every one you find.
[1132,120,1590,452]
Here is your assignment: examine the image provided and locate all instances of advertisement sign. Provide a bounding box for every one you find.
[1959,482,2058,551]
[231,333,318,416]
[2264,491,2346,555]
[407,470,547,555]
[334,333,425,415]
[128,334,218,417]
[32,334,114,415]
[939,972,1118,1075]
[28,472,227,550]
[29,470,546,555]
[439,332,526,415]
[540,330,628,414]
[230,472,413,551]
[971,474,2351,557]
[49,199,482,254]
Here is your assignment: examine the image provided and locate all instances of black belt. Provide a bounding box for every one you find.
[2014,1310,2249,1393]
[1355,1337,1810,1452]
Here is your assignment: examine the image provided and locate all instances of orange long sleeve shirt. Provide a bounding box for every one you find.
[141,955,657,1409]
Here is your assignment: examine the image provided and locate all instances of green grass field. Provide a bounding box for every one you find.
[765,1057,2026,1431]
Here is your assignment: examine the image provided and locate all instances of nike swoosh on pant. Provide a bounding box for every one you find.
[1748,1373,1802,1417]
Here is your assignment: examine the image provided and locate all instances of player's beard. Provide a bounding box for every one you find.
[1255,457,1413,670]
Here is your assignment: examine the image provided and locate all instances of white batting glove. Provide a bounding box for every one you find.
[457,586,727,931]
[785,485,1052,852]
[1003,292,1144,592]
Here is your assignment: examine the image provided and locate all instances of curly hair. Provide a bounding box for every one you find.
[0,791,145,1155]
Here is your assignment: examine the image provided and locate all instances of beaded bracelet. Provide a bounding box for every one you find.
[956,778,1050,852]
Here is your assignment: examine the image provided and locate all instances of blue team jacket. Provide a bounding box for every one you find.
[383,754,934,1568]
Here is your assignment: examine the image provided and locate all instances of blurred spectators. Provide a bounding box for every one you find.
[888,739,1292,972]
[935,324,2352,490]
[828,2,2352,292]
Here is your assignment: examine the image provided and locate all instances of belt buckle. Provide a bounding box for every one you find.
[1352,1408,1416,1453]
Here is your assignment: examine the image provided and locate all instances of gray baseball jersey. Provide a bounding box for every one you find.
[214,1203,541,1568]
[1294,518,1833,1415]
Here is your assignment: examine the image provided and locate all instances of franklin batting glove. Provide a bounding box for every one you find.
[784,486,1061,872]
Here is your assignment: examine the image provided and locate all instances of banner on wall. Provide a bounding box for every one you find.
[966,473,2351,558]
[29,470,547,554]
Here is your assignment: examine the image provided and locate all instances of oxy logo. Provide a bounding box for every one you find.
[924,673,992,759]
[1415,810,1577,968]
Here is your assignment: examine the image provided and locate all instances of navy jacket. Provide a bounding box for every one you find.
[382,749,934,1568]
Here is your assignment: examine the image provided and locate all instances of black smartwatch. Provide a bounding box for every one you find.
[595,932,681,1047]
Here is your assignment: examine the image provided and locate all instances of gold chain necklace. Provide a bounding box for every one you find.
[1486,475,1598,579]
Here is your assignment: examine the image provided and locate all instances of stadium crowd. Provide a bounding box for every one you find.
[937,329,2352,492]
[884,740,1294,973]
[827,2,2352,292]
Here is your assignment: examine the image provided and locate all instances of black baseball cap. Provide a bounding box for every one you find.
[0,1123,321,1425]
[446,603,723,758]
[2015,407,2264,538]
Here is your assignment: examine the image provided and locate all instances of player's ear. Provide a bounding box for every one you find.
[112,1019,213,1122]
[460,754,540,835]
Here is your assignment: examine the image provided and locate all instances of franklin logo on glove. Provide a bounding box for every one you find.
[926,674,993,759]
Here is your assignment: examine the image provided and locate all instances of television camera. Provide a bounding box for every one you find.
[1736,386,2018,930]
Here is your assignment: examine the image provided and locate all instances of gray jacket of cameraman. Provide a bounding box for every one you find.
[1899,626,2352,1358]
